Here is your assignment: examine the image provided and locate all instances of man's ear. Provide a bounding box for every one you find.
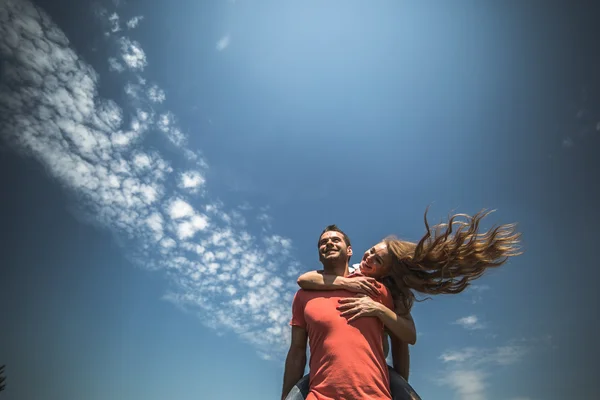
[347,246,353,257]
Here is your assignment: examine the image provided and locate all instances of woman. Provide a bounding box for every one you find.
[296,209,522,382]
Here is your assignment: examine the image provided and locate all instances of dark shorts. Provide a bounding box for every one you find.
[285,365,422,400]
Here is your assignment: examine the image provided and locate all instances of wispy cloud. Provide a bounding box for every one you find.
[440,347,480,364]
[437,343,529,400]
[454,315,485,330]
[216,34,230,51]
[179,170,205,193]
[439,369,487,400]
[147,84,166,103]
[469,284,490,304]
[562,137,574,148]
[440,345,527,367]
[156,111,187,147]
[126,15,143,29]
[108,12,120,33]
[119,37,147,70]
[108,57,125,72]
[0,0,300,358]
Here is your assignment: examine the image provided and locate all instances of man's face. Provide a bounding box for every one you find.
[318,231,352,264]
[359,242,392,279]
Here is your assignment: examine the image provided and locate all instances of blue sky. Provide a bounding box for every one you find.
[0,0,599,399]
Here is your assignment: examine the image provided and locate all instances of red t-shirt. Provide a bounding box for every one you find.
[290,275,394,400]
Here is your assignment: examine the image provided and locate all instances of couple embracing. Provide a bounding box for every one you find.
[282,209,521,400]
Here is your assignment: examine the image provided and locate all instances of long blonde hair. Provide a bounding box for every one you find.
[382,209,522,313]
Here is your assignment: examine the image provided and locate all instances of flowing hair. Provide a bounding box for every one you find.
[381,208,522,313]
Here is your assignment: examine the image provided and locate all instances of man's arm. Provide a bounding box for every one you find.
[297,271,381,297]
[390,336,410,381]
[281,326,308,400]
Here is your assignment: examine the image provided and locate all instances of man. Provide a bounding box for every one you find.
[281,225,396,400]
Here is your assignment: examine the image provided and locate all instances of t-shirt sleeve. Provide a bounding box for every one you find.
[379,285,395,312]
[290,290,306,328]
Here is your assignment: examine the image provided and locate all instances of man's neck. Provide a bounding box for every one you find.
[322,262,349,277]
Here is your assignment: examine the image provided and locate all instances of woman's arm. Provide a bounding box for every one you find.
[390,335,410,381]
[297,270,347,290]
[297,270,381,297]
[337,295,417,345]
[374,300,417,345]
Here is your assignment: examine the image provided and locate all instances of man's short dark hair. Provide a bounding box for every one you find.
[318,224,351,248]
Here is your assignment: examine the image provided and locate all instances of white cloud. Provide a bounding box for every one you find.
[161,237,177,249]
[225,286,237,296]
[147,84,166,103]
[0,0,299,360]
[179,171,205,192]
[108,57,125,72]
[108,12,120,33]
[440,347,480,363]
[133,152,152,169]
[264,235,293,255]
[166,127,186,147]
[257,212,273,230]
[119,37,147,70]
[176,214,209,240]
[469,284,490,304]
[440,345,526,367]
[124,81,143,99]
[168,198,195,220]
[491,345,526,366]
[126,15,143,29]
[440,370,487,400]
[438,343,529,400]
[146,212,164,236]
[216,35,230,51]
[562,137,574,148]
[157,112,186,147]
[454,315,485,330]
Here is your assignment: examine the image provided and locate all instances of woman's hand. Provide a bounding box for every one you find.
[341,276,381,298]
[337,294,383,322]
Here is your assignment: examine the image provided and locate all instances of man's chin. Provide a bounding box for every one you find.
[320,254,344,263]
[322,251,341,258]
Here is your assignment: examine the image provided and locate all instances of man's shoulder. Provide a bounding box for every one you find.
[293,288,354,303]
[294,288,344,296]
[347,271,364,278]
[293,288,323,300]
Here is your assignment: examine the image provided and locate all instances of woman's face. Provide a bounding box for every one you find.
[359,242,392,279]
